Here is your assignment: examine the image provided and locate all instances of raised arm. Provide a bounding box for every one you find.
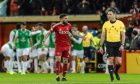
[13,31,18,47]
[31,30,41,35]
[42,30,51,46]
[29,38,33,47]
[43,31,51,41]
[29,31,33,49]
[71,37,83,44]
[9,30,15,42]
[71,30,84,38]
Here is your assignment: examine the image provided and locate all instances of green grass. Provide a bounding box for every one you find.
[0,73,140,84]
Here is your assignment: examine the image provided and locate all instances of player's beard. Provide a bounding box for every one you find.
[62,21,68,25]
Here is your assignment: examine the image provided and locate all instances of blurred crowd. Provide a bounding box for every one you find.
[0,0,140,16]
[125,13,140,50]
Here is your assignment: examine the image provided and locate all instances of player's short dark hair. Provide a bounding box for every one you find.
[59,14,67,19]
[20,22,26,25]
[132,30,138,36]
[16,23,21,30]
[106,8,117,14]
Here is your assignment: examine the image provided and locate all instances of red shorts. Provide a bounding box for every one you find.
[55,46,70,58]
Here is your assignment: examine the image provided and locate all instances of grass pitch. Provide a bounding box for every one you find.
[0,73,140,84]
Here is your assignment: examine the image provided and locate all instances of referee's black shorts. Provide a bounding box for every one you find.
[83,47,90,58]
[106,41,121,58]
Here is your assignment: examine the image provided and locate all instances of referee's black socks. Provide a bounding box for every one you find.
[108,65,114,74]
[115,64,121,73]
[114,64,121,80]
[108,65,114,81]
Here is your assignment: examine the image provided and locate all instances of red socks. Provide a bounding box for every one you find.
[55,61,60,76]
[56,61,68,77]
[62,63,67,77]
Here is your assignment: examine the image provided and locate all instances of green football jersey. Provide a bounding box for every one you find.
[17,29,31,48]
[72,35,83,50]
[37,30,46,48]
[12,29,20,48]
[31,34,38,45]
[15,38,20,48]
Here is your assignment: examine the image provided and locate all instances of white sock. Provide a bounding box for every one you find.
[5,60,9,70]
[45,61,50,69]
[40,61,43,70]
[34,59,38,72]
[17,57,21,72]
[42,62,46,71]
[81,61,85,73]
[42,61,50,71]
[105,60,109,73]
[50,58,54,73]
[9,59,14,72]
[5,60,10,72]
[22,61,27,73]
[27,59,33,68]
[72,60,76,72]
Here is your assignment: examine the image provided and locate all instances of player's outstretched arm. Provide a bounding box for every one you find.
[13,37,17,48]
[9,30,15,42]
[71,37,83,44]
[42,30,51,46]
[29,38,33,48]
[13,31,18,48]
[71,30,84,38]
[31,30,41,35]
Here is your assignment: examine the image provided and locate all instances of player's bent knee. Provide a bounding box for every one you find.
[39,55,44,61]
[116,57,122,64]
[42,56,46,62]
[63,58,68,64]
[22,55,28,61]
[55,56,61,62]
[117,61,122,65]
[108,57,114,64]
[5,56,10,60]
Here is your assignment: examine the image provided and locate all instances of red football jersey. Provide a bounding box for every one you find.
[51,23,72,48]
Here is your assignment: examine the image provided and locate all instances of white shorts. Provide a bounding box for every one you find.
[1,44,15,57]
[16,48,20,57]
[49,48,55,57]
[16,48,30,57]
[72,50,84,59]
[38,48,48,56]
[29,48,38,58]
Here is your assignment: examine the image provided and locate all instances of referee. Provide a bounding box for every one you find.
[100,8,125,82]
